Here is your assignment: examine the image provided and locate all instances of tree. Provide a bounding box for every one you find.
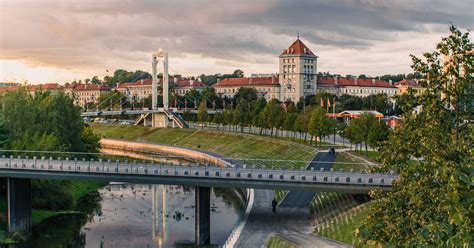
[197,100,208,127]
[213,112,224,130]
[347,112,378,154]
[357,25,473,247]
[367,120,390,150]
[308,106,331,146]
[91,76,101,84]
[260,99,284,137]
[294,107,312,142]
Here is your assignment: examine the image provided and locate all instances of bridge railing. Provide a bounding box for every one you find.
[0,156,397,188]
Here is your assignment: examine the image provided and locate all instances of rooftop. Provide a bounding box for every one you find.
[318,77,396,88]
[280,38,316,57]
[214,77,279,87]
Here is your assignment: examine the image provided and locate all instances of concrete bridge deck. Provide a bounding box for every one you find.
[0,156,396,193]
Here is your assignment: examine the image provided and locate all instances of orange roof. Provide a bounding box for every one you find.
[117,79,153,89]
[214,77,279,87]
[318,77,396,88]
[394,79,422,88]
[72,84,111,91]
[0,86,19,93]
[175,79,206,88]
[280,39,316,57]
[27,83,61,92]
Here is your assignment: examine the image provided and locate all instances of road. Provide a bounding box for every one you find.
[279,151,336,208]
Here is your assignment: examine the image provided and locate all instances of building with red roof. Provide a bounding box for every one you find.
[173,78,207,96]
[279,38,318,102]
[394,79,425,95]
[317,77,398,97]
[64,84,111,107]
[213,76,280,100]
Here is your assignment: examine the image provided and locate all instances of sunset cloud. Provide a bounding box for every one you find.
[0,0,472,83]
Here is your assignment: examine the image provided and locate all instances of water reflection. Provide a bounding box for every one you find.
[26,184,242,248]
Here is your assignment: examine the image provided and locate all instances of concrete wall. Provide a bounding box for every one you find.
[100,139,232,168]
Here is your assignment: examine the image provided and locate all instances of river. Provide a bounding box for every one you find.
[14,149,246,247]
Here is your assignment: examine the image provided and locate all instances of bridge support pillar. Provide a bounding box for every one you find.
[195,186,210,245]
[152,113,169,128]
[7,178,32,232]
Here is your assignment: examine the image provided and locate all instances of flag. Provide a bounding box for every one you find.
[321,98,324,107]
[327,98,331,108]
[106,69,109,73]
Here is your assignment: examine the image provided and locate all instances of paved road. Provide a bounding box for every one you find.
[279,151,336,208]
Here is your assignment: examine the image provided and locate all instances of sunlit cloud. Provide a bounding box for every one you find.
[0,0,472,83]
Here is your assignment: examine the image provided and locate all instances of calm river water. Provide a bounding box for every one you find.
[26,183,244,247]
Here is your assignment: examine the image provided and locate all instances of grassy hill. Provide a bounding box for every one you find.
[91,123,317,200]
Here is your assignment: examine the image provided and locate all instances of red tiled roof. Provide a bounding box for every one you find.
[72,84,111,91]
[394,79,421,87]
[117,79,153,89]
[175,79,206,88]
[214,77,279,87]
[28,83,61,92]
[0,86,19,93]
[317,77,396,88]
[280,39,316,57]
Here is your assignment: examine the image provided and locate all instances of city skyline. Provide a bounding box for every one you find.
[0,0,472,84]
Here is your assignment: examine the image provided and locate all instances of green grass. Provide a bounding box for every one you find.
[66,181,104,206]
[92,123,317,202]
[32,209,80,225]
[349,150,380,163]
[314,204,371,245]
[333,152,368,171]
[267,235,299,248]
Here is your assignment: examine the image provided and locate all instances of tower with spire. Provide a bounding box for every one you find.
[278,37,318,102]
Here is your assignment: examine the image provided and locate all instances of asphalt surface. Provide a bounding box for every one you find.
[278,151,336,208]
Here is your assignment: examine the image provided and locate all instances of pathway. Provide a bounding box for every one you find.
[235,151,350,248]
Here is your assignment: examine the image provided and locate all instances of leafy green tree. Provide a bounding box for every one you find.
[234,87,258,105]
[260,99,284,137]
[367,120,390,150]
[393,91,418,115]
[357,25,473,247]
[284,113,298,139]
[91,76,101,84]
[252,97,267,127]
[294,107,312,142]
[197,100,208,127]
[308,106,331,146]
[213,112,224,130]
[347,112,378,154]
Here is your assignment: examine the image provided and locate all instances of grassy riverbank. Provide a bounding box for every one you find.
[92,123,317,201]
[267,235,299,248]
[314,204,370,245]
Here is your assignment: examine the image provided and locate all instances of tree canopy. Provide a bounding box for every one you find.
[357,25,473,247]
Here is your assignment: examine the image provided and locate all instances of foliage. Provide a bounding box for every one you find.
[197,100,208,126]
[308,106,332,146]
[357,25,473,247]
[103,69,151,87]
[198,69,244,86]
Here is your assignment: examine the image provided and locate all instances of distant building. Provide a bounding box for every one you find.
[213,76,280,100]
[0,82,19,87]
[279,38,318,102]
[65,84,111,107]
[0,85,19,95]
[173,78,207,96]
[394,79,425,95]
[117,79,153,102]
[317,77,398,97]
[27,83,62,94]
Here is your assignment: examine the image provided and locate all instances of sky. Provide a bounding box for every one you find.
[0,0,472,84]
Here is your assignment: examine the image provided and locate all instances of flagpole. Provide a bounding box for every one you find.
[333,97,336,143]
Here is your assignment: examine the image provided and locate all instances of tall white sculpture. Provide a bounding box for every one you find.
[152,49,169,110]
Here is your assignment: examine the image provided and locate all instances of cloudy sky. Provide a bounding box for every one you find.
[0,0,472,84]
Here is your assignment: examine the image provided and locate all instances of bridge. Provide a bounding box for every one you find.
[0,155,396,242]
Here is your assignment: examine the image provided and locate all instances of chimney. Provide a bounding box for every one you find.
[271,77,274,84]
[354,77,358,85]
[189,80,193,86]
[304,47,307,53]
[140,79,144,84]
[249,78,253,84]
[372,78,376,85]
[334,77,338,85]
[174,77,178,83]
[389,79,393,86]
